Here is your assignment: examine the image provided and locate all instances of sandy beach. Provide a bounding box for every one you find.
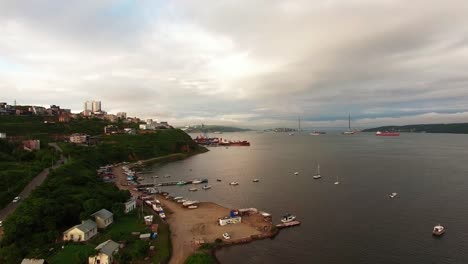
[113,163,273,264]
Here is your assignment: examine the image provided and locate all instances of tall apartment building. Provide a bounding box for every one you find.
[84,100,102,114]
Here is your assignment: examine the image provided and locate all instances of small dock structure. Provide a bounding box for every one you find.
[138,178,208,188]
[276,221,301,229]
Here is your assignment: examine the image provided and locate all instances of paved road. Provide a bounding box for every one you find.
[0,143,65,223]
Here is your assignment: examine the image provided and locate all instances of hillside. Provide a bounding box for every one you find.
[362,122,468,134]
[182,125,250,133]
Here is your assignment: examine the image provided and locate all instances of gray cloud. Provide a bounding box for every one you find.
[1,0,468,128]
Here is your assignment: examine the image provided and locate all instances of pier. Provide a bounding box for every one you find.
[276,220,301,229]
[138,178,208,188]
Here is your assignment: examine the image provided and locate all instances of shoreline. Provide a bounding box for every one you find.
[112,150,279,264]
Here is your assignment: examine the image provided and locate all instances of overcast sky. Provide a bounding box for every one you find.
[1,0,468,128]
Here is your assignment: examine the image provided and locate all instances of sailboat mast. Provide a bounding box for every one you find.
[348,113,351,130]
[298,116,301,132]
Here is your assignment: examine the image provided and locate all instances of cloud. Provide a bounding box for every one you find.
[1,0,468,128]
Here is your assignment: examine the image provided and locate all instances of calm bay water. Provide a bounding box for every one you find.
[147,132,468,264]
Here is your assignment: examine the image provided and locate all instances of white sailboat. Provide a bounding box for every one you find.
[334,174,340,185]
[313,163,321,179]
[343,113,355,135]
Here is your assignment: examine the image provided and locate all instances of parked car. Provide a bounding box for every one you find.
[12,196,20,203]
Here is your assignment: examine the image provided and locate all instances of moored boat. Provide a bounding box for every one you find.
[253,179,259,182]
[433,225,445,236]
[202,185,212,190]
[189,187,198,191]
[389,192,398,198]
[376,131,400,136]
[313,163,321,179]
[281,213,297,223]
[192,179,203,184]
[229,181,239,186]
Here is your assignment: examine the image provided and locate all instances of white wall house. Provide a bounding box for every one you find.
[91,209,114,229]
[63,220,97,242]
[124,199,136,213]
[88,240,120,264]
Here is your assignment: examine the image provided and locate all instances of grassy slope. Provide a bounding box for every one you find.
[0,130,203,264]
[362,122,468,134]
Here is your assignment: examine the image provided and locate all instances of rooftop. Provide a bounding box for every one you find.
[95,240,119,256]
[91,208,113,219]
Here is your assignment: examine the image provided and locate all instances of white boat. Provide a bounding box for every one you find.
[183,200,199,206]
[288,133,295,136]
[177,199,186,203]
[313,163,321,179]
[173,197,183,200]
[343,113,355,135]
[229,182,239,186]
[222,233,231,240]
[159,212,166,219]
[433,224,445,236]
[189,187,198,191]
[192,179,203,184]
[202,185,212,190]
[389,192,398,198]
[281,213,296,223]
[253,179,259,182]
[188,205,198,209]
[294,172,299,175]
[334,174,340,185]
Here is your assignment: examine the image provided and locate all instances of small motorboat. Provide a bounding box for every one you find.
[173,196,183,200]
[188,205,198,209]
[433,225,445,236]
[222,233,231,240]
[253,179,259,182]
[183,200,199,206]
[202,185,212,190]
[217,179,222,182]
[189,187,198,191]
[229,182,239,186]
[177,199,186,203]
[176,181,186,185]
[192,179,202,184]
[389,192,398,198]
[294,172,299,175]
[281,213,296,223]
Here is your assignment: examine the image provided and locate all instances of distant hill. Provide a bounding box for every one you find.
[362,123,468,134]
[182,125,250,133]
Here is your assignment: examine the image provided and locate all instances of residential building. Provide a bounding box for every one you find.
[58,112,70,123]
[91,209,114,229]
[69,133,89,144]
[116,112,127,119]
[23,140,40,151]
[88,240,120,264]
[83,100,102,115]
[63,220,98,242]
[0,133,5,139]
[123,128,136,134]
[92,101,101,112]
[104,125,120,134]
[124,198,136,213]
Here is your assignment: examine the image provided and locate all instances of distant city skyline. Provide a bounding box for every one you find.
[2,1,468,128]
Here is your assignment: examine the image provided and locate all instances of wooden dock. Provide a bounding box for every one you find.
[276,220,301,229]
[138,178,208,188]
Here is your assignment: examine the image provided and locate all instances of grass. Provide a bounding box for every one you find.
[94,212,147,244]
[185,251,217,264]
[48,244,96,264]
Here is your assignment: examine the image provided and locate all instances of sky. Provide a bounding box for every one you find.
[1,0,468,129]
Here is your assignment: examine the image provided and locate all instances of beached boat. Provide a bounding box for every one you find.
[177,199,186,203]
[183,200,199,206]
[176,181,186,185]
[281,213,297,223]
[173,196,183,200]
[313,163,321,179]
[222,233,231,240]
[389,192,398,198]
[189,187,198,191]
[229,182,239,186]
[192,179,203,184]
[253,179,259,182]
[202,185,212,190]
[188,205,198,209]
[433,225,445,236]
[217,179,222,182]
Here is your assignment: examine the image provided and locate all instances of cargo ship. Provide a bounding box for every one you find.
[376,131,400,136]
[194,136,250,146]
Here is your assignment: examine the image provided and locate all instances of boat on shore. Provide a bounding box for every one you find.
[192,179,203,184]
[202,185,212,190]
[376,131,400,136]
[433,225,445,236]
[229,182,239,186]
[281,213,297,223]
[189,187,198,191]
[176,181,186,185]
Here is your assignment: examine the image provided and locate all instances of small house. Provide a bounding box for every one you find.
[88,240,120,264]
[21,259,48,264]
[124,198,136,213]
[218,216,242,226]
[63,220,97,242]
[91,209,113,229]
